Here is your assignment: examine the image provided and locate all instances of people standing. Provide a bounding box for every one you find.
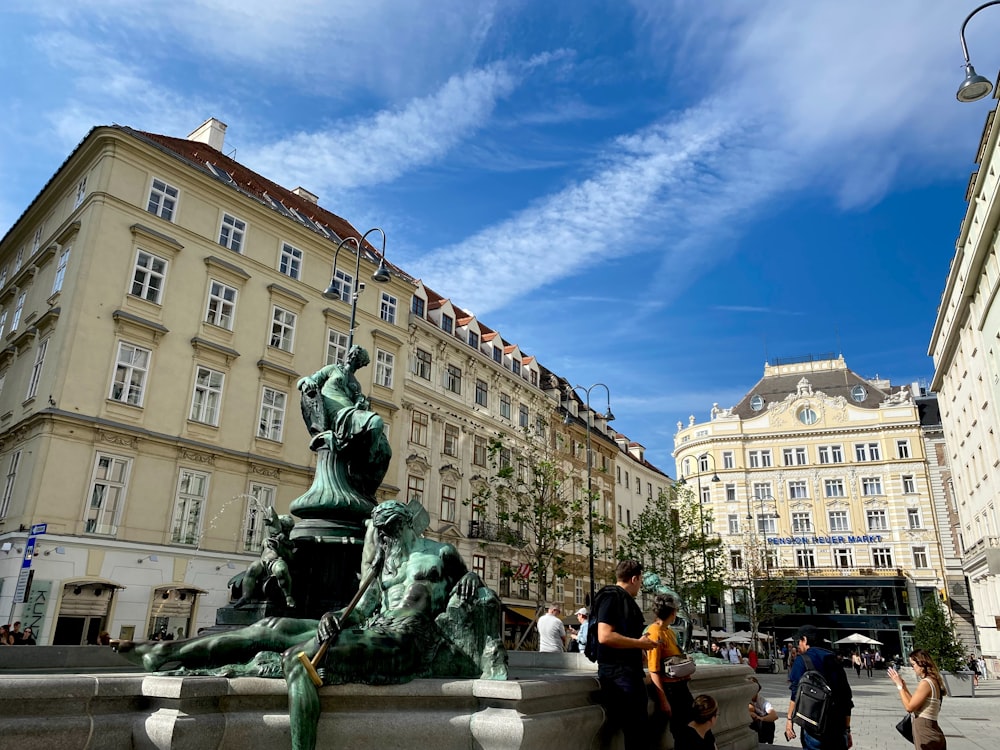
[9,621,23,645]
[0,624,12,645]
[729,645,742,665]
[748,676,778,744]
[967,654,980,687]
[863,651,874,677]
[785,625,854,750]
[748,649,759,671]
[887,649,947,750]
[572,607,589,653]
[594,559,657,750]
[18,626,36,645]
[674,694,720,750]
[536,604,566,652]
[852,652,862,677]
[646,594,694,747]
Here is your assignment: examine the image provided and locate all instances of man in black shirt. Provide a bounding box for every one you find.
[785,625,853,750]
[594,559,656,750]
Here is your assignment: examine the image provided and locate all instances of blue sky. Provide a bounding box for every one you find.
[0,2,996,472]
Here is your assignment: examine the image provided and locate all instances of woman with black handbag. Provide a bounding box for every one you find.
[645,594,695,747]
[887,649,947,750]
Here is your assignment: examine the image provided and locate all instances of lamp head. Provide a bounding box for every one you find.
[604,406,615,421]
[322,280,343,300]
[371,259,391,283]
[957,63,993,102]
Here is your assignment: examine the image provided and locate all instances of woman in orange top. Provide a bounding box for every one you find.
[645,594,694,746]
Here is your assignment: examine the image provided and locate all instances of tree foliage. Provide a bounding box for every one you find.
[616,484,725,619]
[912,593,966,673]
[731,545,797,647]
[469,429,613,608]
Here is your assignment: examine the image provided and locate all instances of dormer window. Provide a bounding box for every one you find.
[512,359,520,375]
[411,296,425,317]
[468,331,479,349]
[441,314,453,333]
[493,347,502,363]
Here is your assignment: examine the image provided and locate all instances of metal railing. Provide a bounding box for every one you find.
[467,520,525,547]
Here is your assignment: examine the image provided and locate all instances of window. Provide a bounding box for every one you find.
[0,451,21,518]
[700,484,711,504]
[492,347,502,364]
[206,281,237,329]
[445,364,462,394]
[14,247,23,272]
[872,547,893,568]
[796,548,815,568]
[190,366,224,425]
[242,484,275,552]
[147,178,179,221]
[500,562,512,597]
[219,213,246,252]
[410,411,429,445]
[824,479,845,498]
[912,546,929,569]
[401,476,424,509]
[33,224,44,250]
[861,476,883,496]
[472,554,486,579]
[750,394,765,411]
[475,378,488,406]
[375,349,394,388]
[902,475,916,494]
[854,442,881,461]
[131,250,167,303]
[748,449,772,468]
[896,439,911,459]
[500,393,511,419]
[725,483,737,502]
[907,507,922,529]
[278,243,302,280]
[257,387,286,441]
[722,451,734,469]
[818,445,844,464]
[52,246,70,293]
[757,514,777,534]
[519,403,529,428]
[441,485,457,522]
[414,349,432,380]
[511,359,520,375]
[499,447,511,471]
[0,310,6,339]
[74,176,87,208]
[380,292,397,324]
[171,469,208,544]
[828,510,849,532]
[111,342,151,406]
[441,314,453,333]
[791,512,812,533]
[730,549,744,570]
[329,268,353,302]
[473,435,488,467]
[866,509,888,531]
[728,514,741,534]
[833,548,854,568]
[25,338,47,399]
[326,328,348,365]
[269,306,296,352]
[788,480,808,499]
[798,407,818,425]
[411,296,425,317]
[443,424,459,456]
[84,453,130,536]
[636,478,642,495]
[574,578,583,605]
[850,384,867,402]
[10,293,25,332]
[783,447,807,466]
[468,331,479,349]
[752,482,773,501]
[0,264,7,288]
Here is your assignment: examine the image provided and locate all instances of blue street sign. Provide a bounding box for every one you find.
[30,523,47,535]
[22,536,36,568]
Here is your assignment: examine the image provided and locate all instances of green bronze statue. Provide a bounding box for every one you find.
[233,507,296,609]
[119,500,507,750]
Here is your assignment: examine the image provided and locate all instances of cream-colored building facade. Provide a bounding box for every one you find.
[929,99,1000,659]
[675,356,947,656]
[0,119,644,644]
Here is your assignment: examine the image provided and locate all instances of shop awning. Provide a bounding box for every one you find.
[504,605,540,622]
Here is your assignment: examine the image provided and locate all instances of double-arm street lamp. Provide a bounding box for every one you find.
[679,453,720,638]
[758,490,815,617]
[745,492,781,648]
[564,383,614,607]
[957,2,1000,102]
[323,227,392,350]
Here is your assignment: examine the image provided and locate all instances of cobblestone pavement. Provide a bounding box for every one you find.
[754,666,998,750]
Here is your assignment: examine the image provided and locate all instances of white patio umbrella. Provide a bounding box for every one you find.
[711,629,733,639]
[832,633,883,646]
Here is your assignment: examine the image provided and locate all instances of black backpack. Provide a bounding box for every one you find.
[584,585,627,662]
[792,654,834,734]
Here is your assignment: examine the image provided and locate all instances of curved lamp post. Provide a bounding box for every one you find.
[323,227,392,350]
[957,2,1000,102]
[679,453,720,638]
[745,491,781,649]
[564,383,614,606]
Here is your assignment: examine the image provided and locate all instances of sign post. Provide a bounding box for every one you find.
[7,524,44,625]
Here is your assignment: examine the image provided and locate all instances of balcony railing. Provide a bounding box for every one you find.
[468,520,525,547]
[776,566,904,578]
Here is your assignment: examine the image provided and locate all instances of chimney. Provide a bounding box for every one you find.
[187,118,228,151]
[292,187,319,204]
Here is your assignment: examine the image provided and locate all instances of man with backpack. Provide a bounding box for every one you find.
[785,625,854,750]
[590,560,657,750]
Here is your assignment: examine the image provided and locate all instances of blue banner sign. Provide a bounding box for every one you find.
[766,534,885,546]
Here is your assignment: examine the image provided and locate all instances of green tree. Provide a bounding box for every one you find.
[469,429,613,610]
[617,484,725,623]
[912,593,966,673]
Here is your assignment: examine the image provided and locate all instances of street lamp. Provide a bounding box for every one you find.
[745,492,780,649]
[323,227,392,350]
[956,2,1000,102]
[679,453,720,639]
[564,383,614,606]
